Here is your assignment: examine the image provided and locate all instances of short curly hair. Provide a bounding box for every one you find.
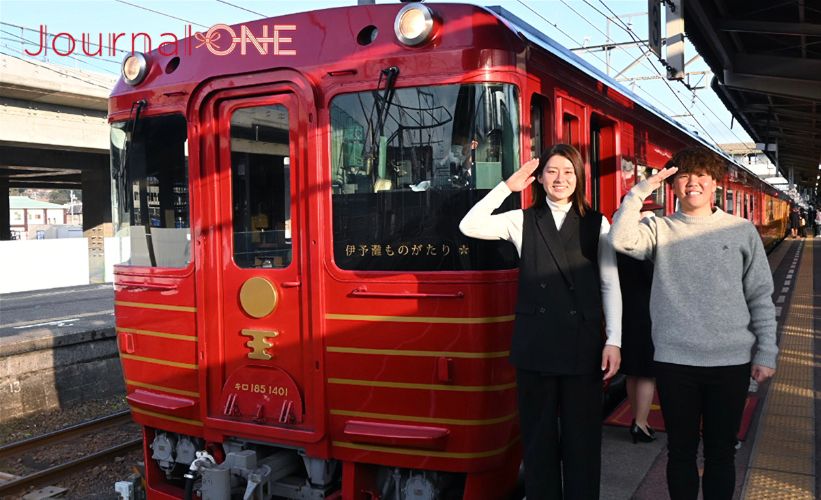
[664,147,726,185]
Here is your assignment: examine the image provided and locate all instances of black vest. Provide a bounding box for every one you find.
[510,205,604,374]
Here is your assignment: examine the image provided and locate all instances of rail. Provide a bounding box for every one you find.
[0,410,142,496]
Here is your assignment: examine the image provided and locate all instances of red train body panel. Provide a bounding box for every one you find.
[108,3,789,499]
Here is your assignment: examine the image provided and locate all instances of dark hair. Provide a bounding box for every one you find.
[531,143,590,216]
[664,147,726,186]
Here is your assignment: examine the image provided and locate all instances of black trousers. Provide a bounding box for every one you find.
[516,369,602,500]
[655,362,750,500]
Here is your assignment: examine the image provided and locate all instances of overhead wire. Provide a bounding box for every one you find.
[591,0,753,149]
[514,0,680,117]
[113,0,209,29]
[215,0,268,18]
[587,0,719,145]
[553,0,683,117]
[0,42,119,77]
[0,49,114,90]
[0,29,121,74]
[0,21,130,57]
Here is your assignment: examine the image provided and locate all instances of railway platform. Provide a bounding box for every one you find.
[0,237,817,499]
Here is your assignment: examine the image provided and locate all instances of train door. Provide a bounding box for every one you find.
[557,97,591,204]
[201,86,321,440]
[590,113,618,216]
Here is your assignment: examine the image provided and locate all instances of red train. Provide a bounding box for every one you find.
[108,3,790,499]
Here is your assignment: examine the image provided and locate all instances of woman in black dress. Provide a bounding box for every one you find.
[789,207,800,238]
[617,200,660,443]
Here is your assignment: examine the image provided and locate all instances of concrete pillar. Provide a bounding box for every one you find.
[0,177,10,240]
[81,161,112,283]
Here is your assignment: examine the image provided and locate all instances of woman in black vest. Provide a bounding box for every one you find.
[460,144,622,499]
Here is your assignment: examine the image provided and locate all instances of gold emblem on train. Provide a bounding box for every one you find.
[240,329,279,360]
[239,277,278,318]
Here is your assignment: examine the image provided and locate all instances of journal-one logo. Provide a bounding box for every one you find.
[23,23,297,58]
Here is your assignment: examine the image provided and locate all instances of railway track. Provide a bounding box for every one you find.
[0,410,142,497]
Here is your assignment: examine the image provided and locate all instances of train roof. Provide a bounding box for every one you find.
[486,5,786,199]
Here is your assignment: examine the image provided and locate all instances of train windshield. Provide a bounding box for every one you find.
[330,83,521,271]
[109,114,190,268]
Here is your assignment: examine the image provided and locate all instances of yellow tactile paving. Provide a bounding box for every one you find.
[756,414,814,443]
[745,470,814,499]
[744,239,815,500]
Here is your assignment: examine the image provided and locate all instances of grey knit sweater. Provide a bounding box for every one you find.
[609,182,778,369]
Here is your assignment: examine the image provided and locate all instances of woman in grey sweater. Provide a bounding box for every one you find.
[609,147,777,500]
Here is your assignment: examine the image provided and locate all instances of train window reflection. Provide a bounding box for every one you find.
[330,83,520,271]
[638,165,665,211]
[110,114,190,268]
[230,105,292,269]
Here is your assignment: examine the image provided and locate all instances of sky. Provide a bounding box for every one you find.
[0,0,758,150]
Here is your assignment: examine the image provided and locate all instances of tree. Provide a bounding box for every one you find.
[48,190,71,205]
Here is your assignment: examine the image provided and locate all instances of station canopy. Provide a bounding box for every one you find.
[683,0,821,191]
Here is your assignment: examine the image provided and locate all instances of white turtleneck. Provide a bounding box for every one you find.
[459,181,622,347]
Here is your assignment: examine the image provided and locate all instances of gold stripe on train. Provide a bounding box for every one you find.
[332,438,519,459]
[130,407,203,427]
[325,313,515,324]
[115,300,197,313]
[326,346,509,359]
[125,379,200,398]
[328,378,516,392]
[117,327,197,342]
[120,353,198,370]
[330,409,517,426]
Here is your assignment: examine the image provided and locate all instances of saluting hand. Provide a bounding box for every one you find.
[505,158,541,193]
[641,166,678,192]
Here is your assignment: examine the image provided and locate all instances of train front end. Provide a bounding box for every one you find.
[108,3,527,498]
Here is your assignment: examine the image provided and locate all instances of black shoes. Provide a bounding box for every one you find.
[629,419,656,443]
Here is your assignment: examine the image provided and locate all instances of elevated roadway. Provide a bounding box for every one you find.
[0,54,117,241]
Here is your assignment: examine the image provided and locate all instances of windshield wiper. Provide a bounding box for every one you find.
[366,66,399,180]
[116,99,146,212]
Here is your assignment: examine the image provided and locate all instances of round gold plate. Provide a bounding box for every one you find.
[239,277,278,318]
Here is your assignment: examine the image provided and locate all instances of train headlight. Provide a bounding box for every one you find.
[122,52,148,86]
[394,3,435,46]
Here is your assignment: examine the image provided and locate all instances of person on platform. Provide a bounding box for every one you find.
[789,206,800,238]
[815,208,821,237]
[616,198,661,444]
[609,147,778,500]
[459,144,622,499]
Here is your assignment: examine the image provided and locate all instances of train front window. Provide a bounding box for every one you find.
[330,83,520,271]
[230,105,292,269]
[110,114,190,268]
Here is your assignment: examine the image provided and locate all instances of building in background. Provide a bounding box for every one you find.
[9,195,77,240]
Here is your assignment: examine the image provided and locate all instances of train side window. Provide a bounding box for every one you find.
[329,83,521,271]
[562,113,580,151]
[530,94,548,159]
[767,198,774,223]
[714,186,724,209]
[110,114,190,268]
[726,189,734,214]
[230,105,292,269]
